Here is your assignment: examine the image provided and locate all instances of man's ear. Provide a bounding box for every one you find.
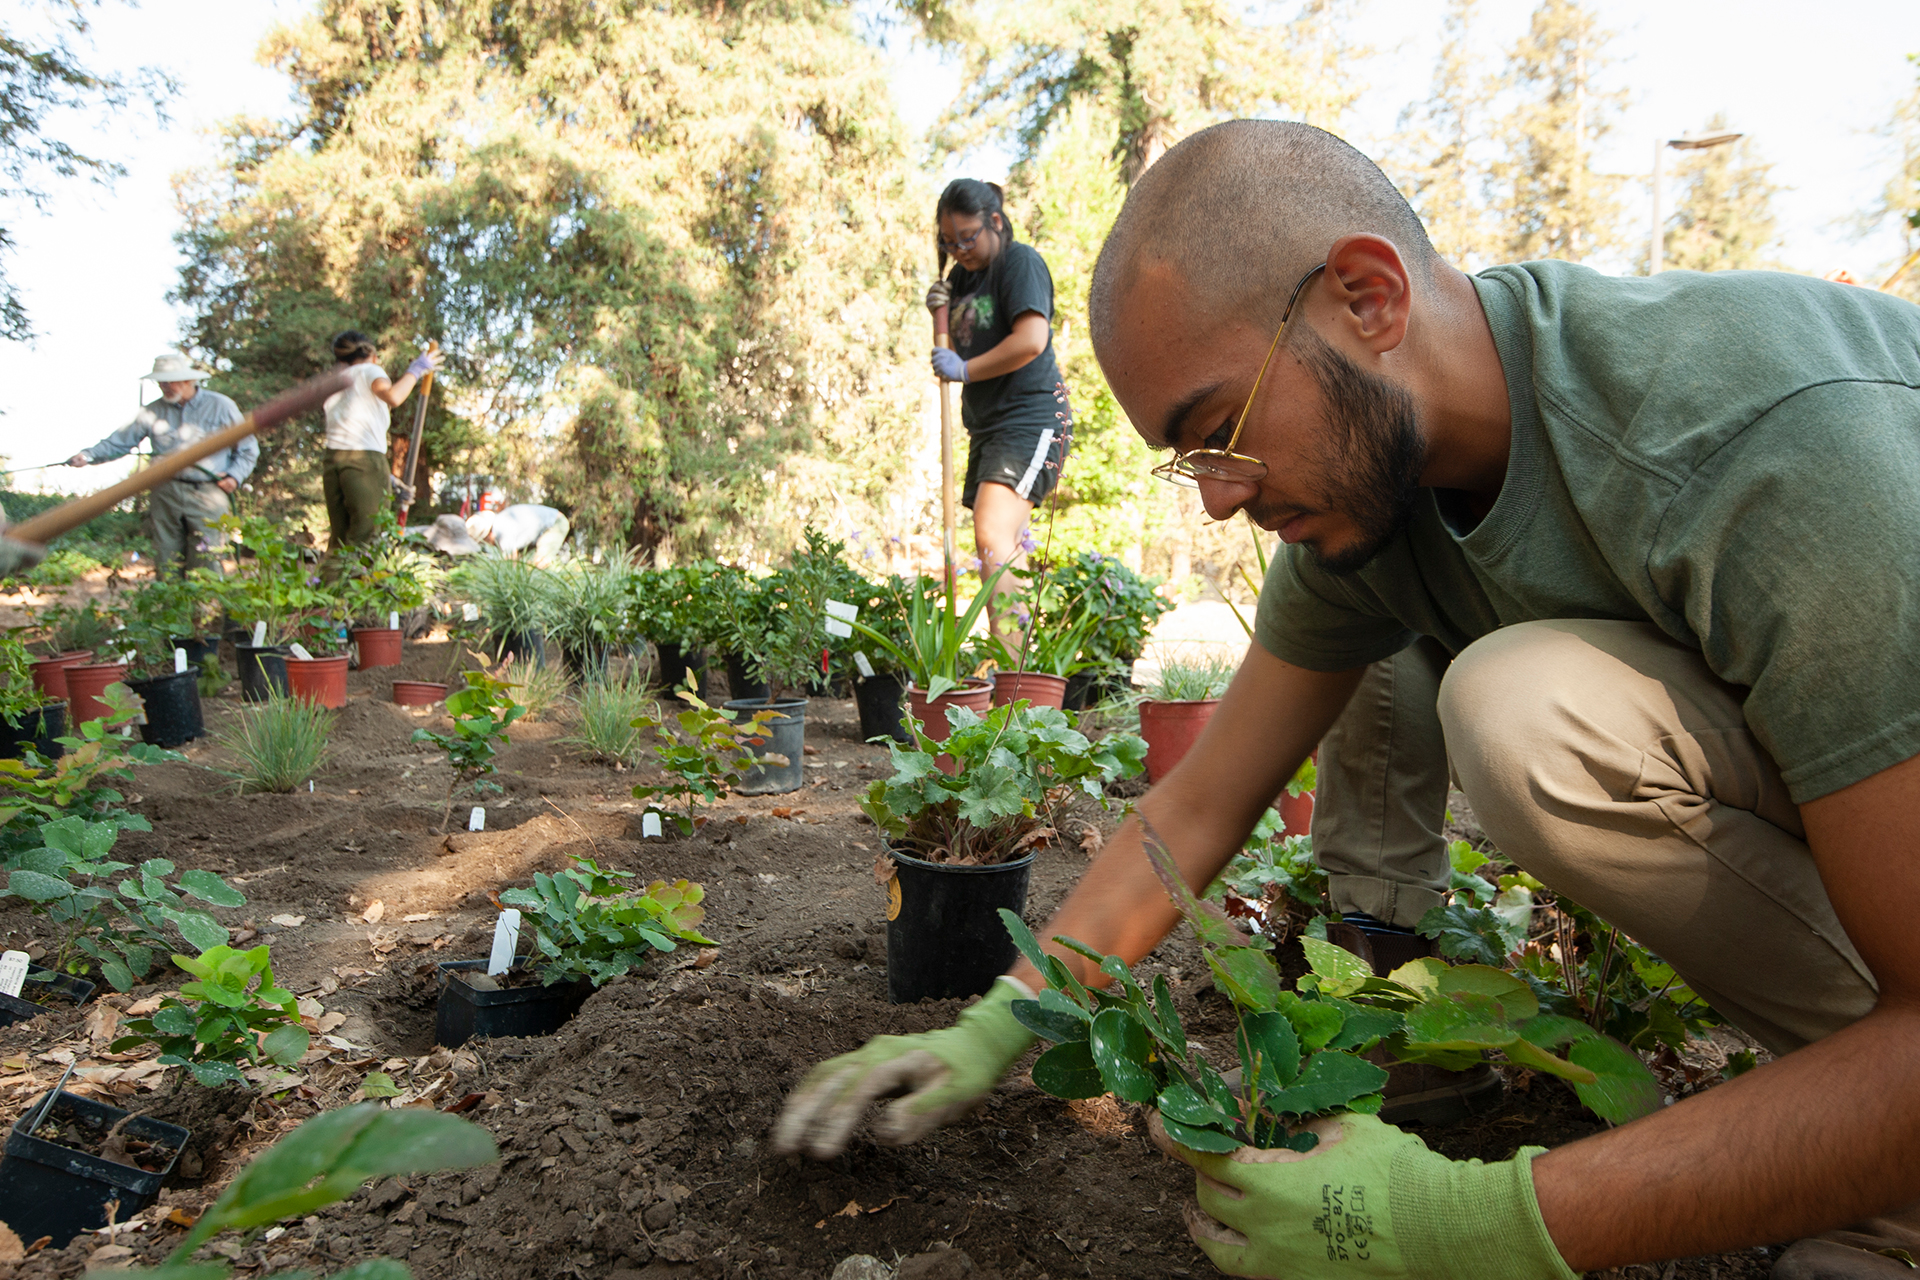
[1321,235,1414,356]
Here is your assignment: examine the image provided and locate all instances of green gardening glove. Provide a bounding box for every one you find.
[772,976,1035,1160]
[1152,1111,1579,1280]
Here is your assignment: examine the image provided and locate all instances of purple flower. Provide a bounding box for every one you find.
[1017,526,1037,554]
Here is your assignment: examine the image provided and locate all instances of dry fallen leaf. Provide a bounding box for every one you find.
[83,1003,121,1047]
[401,912,436,923]
[873,852,897,886]
[165,1208,199,1228]
[0,1221,22,1262]
[123,995,164,1016]
[1079,826,1106,857]
[692,948,720,970]
[835,1200,861,1218]
[361,901,386,925]
[269,914,306,928]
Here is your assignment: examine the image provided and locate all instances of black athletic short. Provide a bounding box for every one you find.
[962,426,1069,509]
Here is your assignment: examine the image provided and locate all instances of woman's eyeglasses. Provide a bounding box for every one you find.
[1150,263,1327,488]
[938,224,990,255]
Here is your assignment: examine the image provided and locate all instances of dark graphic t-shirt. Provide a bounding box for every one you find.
[947,241,1070,440]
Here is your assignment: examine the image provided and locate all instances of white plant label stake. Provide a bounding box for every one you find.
[252,620,267,647]
[389,610,400,630]
[462,603,480,622]
[641,811,662,838]
[824,599,858,639]
[288,643,314,662]
[0,950,28,998]
[174,647,188,674]
[853,651,875,678]
[469,806,486,831]
[488,910,521,976]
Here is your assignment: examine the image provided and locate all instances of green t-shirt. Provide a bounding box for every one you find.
[1254,261,1920,804]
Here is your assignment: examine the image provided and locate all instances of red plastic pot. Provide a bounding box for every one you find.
[28,650,94,702]
[908,678,995,775]
[990,671,1068,711]
[1138,698,1219,783]
[351,627,403,669]
[63,662,128,728]
[392,680,448,707]
[286,655,349,709]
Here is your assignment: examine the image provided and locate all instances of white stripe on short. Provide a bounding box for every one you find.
[1014,429,1056,500]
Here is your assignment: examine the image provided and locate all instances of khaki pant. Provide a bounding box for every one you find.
[1314,619,1876,1055]
[146,477,230,578]
[323,449,390,554]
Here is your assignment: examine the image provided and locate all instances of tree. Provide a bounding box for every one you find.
[1386,0,1502,270]
[1867,55,1920,302]
[1660,113,1783,274]
[1486,0,1625,264]
[0,1,172,341]
[173,0,931,561]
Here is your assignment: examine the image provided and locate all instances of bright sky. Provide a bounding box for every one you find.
[4,0,1917,495]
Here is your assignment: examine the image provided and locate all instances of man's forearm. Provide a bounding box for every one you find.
[1536,1001,1920,1269]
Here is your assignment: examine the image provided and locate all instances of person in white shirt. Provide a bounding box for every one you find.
[465,504,570,567]
[321,330,441,552]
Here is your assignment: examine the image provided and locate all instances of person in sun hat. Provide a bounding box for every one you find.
[465,503,570,567]
[66,351,255,577]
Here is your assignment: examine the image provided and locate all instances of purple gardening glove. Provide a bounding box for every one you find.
[407,349,443,379]
[931,348,968,383]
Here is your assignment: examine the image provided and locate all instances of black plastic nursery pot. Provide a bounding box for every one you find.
[172,633,222,670]
[654,642,707,697]
[433,960,592,1048]
[562,641,615,683]
[0,701,67,761]
[886,848,1035,1004]
[0,1090,188,1249]
[0,969,95,1029]
[723,697,807,795]
[236,644,291,703]
[128,669,203,748]
[724,653,769,703]
[854,672,910,744]
[490,627,546,668]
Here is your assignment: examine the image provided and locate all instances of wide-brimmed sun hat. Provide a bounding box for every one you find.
[138,351,213,383]
[425,514,484,555]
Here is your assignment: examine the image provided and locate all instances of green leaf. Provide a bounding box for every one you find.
[1010,999,1089,1044]
[998,908,1047,974]
[1502,1035,1599,1084]
[188,1060,249,1087]
[167,908,231,953]
[1087,1009,1158,1103]
[1152,974,1188,1059]
[1517,1013,1599,1052]
[329,1261,414,1280]
[152,1005,197,1037]
[4,868,75,902]
[1030,1040,1107,1099]
[1299,936,1371,997]
[1276,993,1346,1051]
[1569,1037,1663,1124]
[1325,1002,1403,1052]
[1402,992,1517,1051]
[81,1262,232,1280]
[1236,1011,1301,1090]
[177,869,247,908]
[1036,988,1092,1023]
[262,1023,311,1066]
[361,1072,402,1098]
[1206,946,1286,1012]
[1157,1081,1236,1130]
[1437,964,1538,1022]
[1157,1114,1242,1153]
[1262,1050,1389,1117]
[101,960,136,992]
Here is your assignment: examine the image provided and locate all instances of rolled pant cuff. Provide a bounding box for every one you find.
[1327,875,1446,932]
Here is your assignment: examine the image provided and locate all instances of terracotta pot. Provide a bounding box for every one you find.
[989,671,1068,711]
[351,627,403,669]
[63,663,128,727]
[1138,698,1219,783]
[907,678,995,775]
[392,680,448,707]
[28,650,93,702]
[1279,787,1315,836]
[285,655,349,709]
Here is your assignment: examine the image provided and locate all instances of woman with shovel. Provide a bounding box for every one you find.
[320,330,441,553]
[926,179,1072,622]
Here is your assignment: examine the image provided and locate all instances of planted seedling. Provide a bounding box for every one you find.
[0,683,179,857]
[79,1102,496,1279]
[498,856,716,985]
[110,943,309,1087]
[1005,815,1663,1147]
[1,815,246,990]
[1206,808,1330,943]
[412,670,526,833]
[628,685,782,834]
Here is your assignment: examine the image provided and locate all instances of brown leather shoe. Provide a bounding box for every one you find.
[1325,919,1507,1127]
[1773,1205,1920,1277]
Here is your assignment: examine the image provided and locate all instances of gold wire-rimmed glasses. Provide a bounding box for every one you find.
[1150,262,1328,488]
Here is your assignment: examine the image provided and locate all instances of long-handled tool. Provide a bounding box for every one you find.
[397,341,438,526]
[8,370,349,548]
[932,294,957,594]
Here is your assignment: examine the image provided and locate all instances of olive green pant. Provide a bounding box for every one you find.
[145,477,230,578]
[323,449,390,554]
[1315,619,1875,1054]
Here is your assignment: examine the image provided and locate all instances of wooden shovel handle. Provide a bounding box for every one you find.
[10,370,351,546]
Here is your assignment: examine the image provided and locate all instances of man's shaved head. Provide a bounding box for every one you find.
[1090,120,1436,354]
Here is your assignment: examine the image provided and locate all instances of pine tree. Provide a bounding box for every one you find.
[1386,0,1502,270]
[1870,58,1920,301]
[173,0,931,558]
[1661,114,1783,273]
[1486,0,1625,264]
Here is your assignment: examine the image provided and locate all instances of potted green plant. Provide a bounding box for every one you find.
[0,628,67,760]
[1138,650,1237,782]
[863,701,1145,1001]
[0,1087,190,1248]
[215,515,333,702]
[549,554,639,683]
[846,574,920,744]
[436,858,714,1046]
[115,578,207,748]
[334,512,435,669]
[632,561,716,695]
[449,554,557,666]
[848,562,1010,763]
[1041,552,1171,708]
[981,565,1105,711]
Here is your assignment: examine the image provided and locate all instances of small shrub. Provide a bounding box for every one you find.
[629,688,782,833]
[22,547,103,586]
[216,695,333,793]
[565,671,654,764]
[412,670,524,832]
[503,654,568,721]
[500,856,716,985]
[110,942,308,1086]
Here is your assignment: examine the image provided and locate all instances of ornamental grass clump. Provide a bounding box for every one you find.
[566,670,655,765]
[862,701,1145,865]
[215,694,333,793]
[1149,650,1237,701]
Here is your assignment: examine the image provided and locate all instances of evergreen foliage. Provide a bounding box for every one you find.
[1662,114,1784,274]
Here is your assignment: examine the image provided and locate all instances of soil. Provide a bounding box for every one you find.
[24,1099,179,1174]
[0,634,1787,1280]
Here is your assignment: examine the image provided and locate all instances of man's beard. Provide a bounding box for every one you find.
[1288,328,1426,576]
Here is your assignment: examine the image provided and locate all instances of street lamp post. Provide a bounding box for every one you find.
[1650,130,1744,274]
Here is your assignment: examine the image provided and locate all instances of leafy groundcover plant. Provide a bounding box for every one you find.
[499,857,716,985]
[1006,817,1661,1152]
[111,943,309,1087]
